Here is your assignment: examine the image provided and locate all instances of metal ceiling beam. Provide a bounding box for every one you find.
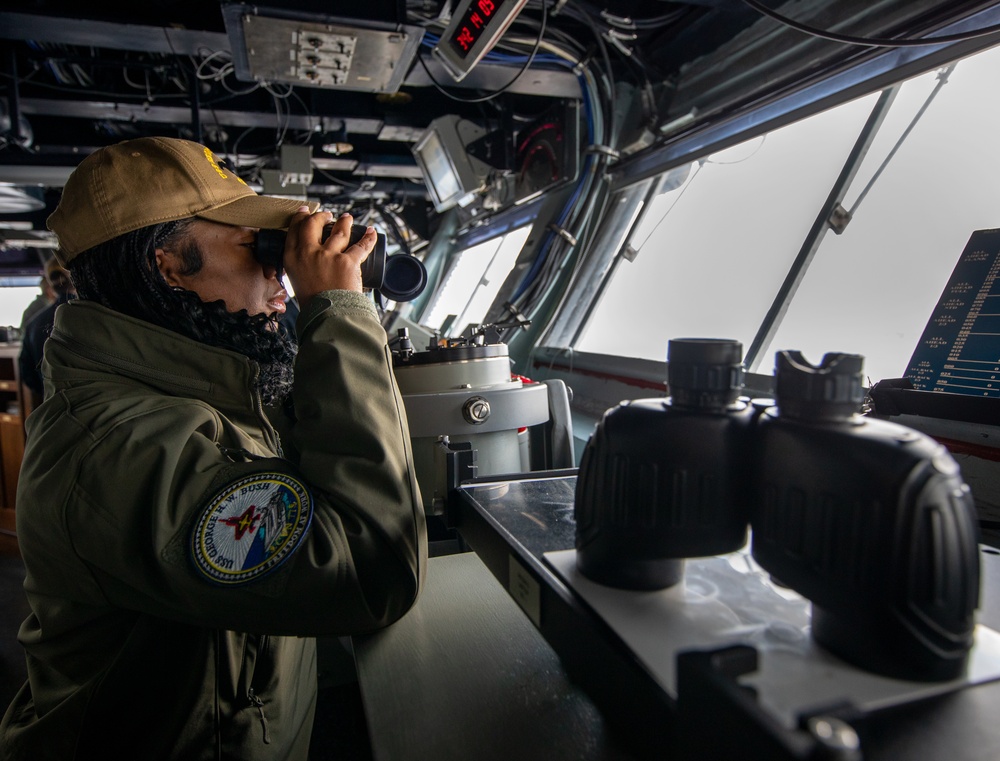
[0,11,581,98]
[18,98,385,136]
[0,166,75,185]
[669,0,1000,126]
[612,2,1000,189]
[352,163,423,179]
[404,54,582,99]
[0,11,228,55]
[0,162,428,190]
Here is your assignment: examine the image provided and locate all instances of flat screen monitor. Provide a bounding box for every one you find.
[412,115,491,212]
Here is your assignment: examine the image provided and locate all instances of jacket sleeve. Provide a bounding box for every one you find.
[53,291,426,636]
[286,290,428,631]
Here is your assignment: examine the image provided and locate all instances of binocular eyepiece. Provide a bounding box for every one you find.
[255,223,427,302]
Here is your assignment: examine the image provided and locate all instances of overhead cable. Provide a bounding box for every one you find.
[740,0,1000,47]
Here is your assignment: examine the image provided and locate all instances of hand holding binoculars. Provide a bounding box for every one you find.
[255,223,427,302]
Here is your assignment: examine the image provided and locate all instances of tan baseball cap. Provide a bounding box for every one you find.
[47,136,319,263]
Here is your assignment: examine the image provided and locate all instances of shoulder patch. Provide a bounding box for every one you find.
[191,471,312,585]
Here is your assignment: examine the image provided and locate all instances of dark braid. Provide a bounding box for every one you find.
[68,220,297,406]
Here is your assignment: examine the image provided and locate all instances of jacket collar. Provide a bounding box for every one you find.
[46,300,264,416]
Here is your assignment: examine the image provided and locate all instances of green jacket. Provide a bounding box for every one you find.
[0,293,427,760]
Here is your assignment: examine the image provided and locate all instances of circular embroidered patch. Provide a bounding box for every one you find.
[191,472,312,585]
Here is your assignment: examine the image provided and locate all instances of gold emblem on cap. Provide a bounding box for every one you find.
[203,146,247,186]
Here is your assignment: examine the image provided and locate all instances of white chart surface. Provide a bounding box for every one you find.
[545,548,1000,729]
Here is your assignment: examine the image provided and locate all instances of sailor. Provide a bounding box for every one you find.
[0,136,426,760]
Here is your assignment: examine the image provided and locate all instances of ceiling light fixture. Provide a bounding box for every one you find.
[322,141,355,155]
[0,185,45,213]
[322,120,354,156]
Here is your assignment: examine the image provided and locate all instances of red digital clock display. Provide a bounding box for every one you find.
[449,0,507,59]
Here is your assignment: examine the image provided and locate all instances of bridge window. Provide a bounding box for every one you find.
[573,43,1000,385]
[421,224,532,335]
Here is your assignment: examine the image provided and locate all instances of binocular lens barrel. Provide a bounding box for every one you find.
[255,224,386,290]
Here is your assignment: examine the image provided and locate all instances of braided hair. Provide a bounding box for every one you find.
[68,219,296,406]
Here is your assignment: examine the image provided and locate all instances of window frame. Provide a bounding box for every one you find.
[537,9,1000,375]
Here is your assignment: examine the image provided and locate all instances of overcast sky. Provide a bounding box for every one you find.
[578,42,1000,385]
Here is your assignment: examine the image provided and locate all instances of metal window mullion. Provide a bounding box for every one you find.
[536,177,658,350]
[743,85,901,372]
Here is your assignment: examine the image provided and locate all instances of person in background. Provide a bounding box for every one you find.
[18,257,76,410]
[0,136,426,760]
[17,275,53,335]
